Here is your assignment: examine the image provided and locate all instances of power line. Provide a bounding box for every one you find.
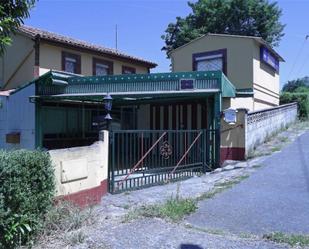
[287,35,309,81]
[292,34,309,79]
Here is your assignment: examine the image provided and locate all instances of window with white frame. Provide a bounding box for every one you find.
[93,58,113,76]
[62,52,81,74]
[193,49,226,74]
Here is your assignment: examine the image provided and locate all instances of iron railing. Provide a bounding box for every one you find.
[109,129,219,193]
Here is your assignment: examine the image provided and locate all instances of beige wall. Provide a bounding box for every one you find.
[49,131,109,197]
[170,35,281,111]
[221,109,247,148]
[39,43,149,76]
[0,34,35,89]
[170,35,254,90]
[1,34,150,90]
[252,41,280,108]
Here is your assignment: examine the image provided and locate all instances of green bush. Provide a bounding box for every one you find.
[280,92,309,119]
[0,150,55,248]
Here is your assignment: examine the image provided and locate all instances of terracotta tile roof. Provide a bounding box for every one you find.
[18,25,157,68]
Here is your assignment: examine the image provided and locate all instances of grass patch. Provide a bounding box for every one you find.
[263,232,309,247]
[124,176,249,224]
[271,146,281,152]
[124,197,197,223]
[196,175,249,201]
[64,230,86,246]
[40,201,95,237]
[278,136,289,143]
[252,164,262,169]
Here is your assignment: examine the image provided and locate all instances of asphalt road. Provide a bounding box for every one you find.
[186,131,309,235]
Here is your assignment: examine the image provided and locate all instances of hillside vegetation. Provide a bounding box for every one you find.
[280,77,309,119]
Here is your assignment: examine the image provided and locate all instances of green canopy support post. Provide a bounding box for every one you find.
[214,92,222,168]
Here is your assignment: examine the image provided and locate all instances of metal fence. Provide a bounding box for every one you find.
[109,129,219,193]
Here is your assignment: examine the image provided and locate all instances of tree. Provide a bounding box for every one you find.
[282,77,309,93]
[162,0,285,57]
[0,0,36,55]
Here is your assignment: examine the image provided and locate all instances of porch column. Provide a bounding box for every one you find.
[214,93,222,167]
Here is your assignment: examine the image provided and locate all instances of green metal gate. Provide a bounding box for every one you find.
[109,129,219,193]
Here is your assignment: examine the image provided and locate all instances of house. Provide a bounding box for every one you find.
[169,33,284,111]
[0,25,157,90]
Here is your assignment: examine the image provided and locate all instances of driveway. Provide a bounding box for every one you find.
[186,131,309,235]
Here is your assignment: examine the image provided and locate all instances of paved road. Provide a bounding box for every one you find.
[186,131,309,235]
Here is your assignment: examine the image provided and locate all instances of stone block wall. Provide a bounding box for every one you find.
[220,103,298,164]
[245,102,298,156]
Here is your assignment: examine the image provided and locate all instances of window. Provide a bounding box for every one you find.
[93,58,113,76]
[62,52,81,74]
[122,66,136,74]
[193,49,227,75]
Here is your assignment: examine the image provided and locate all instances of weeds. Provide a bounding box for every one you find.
[197,175,249,201]
[263,232,309,247]
[271,146,281,152]
[42,201,95,236]
[64,230,86,246]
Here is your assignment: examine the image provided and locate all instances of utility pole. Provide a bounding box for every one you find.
[115,24,118,51]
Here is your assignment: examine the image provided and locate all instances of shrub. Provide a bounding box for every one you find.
[0,150,55,248]
[280,92,309,119]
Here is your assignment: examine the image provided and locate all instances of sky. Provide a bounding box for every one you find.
[24,0,309,88]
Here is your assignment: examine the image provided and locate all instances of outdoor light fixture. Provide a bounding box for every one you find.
[103,93,113,131]
[103,93,113,112]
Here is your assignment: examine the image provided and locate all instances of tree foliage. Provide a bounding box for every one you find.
[0,0,36,55]
[162,0,285,56]
[282,77,309,93]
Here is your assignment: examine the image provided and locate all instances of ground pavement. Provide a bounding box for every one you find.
[186,131,309,235]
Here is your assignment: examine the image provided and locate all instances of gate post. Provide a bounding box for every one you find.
[214,93,222,168]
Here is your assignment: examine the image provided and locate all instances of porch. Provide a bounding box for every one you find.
[31,70,236,192]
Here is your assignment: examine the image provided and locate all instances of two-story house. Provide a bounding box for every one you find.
[0,25,157,90]
[169,33,284,111]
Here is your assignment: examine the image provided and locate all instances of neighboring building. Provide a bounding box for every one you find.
[0,25,157,90]
[169,33,284,111]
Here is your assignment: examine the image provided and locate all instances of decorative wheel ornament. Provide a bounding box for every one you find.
[160,141,173,159]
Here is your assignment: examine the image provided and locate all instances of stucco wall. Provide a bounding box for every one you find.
[39,43,149,76]
[0,84,36,149]
[170,35,254,90]
[0,34,35,89]
[49,130,109,205]
[252,41,280,108]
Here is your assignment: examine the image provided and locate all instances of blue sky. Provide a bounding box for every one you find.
[24,0,309,87]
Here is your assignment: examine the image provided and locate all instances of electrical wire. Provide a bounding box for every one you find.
[287,35,309,81]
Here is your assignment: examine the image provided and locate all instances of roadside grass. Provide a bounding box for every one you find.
[271,146,282,152]
[263,232,309,247]
[124,175,249,223]
[252,164,262,169]
[42,201,95,235]
[278,136,289,143]
[64,230,86,246]
[184,223,226,236]
[31,201,96,247]
[197,175,249,201]
[124,197,197,223]
[247,119,309,160]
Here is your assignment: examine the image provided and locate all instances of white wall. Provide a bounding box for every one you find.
[0,84,36,149]
[49,131,109,197]
[245,103,297,156]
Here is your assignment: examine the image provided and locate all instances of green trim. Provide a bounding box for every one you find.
[221,73,236,97]
[235,88,254,97]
